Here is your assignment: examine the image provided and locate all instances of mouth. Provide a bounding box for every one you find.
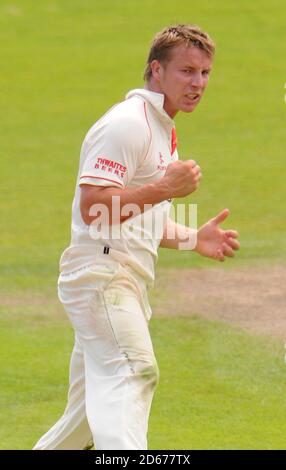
[185,93,201,102]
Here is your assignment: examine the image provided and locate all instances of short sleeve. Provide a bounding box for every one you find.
[79,112,150,189]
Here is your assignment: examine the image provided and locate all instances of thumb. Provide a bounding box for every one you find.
[212,208,230,225]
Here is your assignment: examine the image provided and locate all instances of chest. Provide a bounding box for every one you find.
[130,120,178,188]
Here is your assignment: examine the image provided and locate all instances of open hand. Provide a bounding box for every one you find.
[195,209,240,261]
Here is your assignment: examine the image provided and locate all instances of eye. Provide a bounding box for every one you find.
[202,70,210,76]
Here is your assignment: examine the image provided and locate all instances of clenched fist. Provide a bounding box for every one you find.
[163,159,202,198]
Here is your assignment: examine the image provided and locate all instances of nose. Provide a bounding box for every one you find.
[190,72,204,88]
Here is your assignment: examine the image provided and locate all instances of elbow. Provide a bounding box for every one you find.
[80,199,114,226]
[81,208,92,226]
[80,199,93,226]
[79,185,130,226]
[80,206,128,226]
[80,194,129,226]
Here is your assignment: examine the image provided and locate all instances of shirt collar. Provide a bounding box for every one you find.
[125,88,175,127]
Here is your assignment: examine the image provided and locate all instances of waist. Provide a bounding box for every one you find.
[59,245,153,321]
[60,244,151,285]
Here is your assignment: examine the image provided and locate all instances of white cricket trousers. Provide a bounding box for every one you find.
[33,258,159,450]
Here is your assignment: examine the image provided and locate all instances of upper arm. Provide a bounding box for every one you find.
[79,109,150,190]
[79,184,108,224]
[80,184,105,207]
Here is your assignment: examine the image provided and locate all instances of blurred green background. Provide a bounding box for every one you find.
[1,0,285,290]
[0,0,285,449]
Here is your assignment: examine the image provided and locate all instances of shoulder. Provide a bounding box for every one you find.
[85,96,151,151]
[86,97,149,140]
[106,96,150,137]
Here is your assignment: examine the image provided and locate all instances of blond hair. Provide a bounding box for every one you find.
[144,24,215,81]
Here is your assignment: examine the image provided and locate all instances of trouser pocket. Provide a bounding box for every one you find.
[57,262,120,331]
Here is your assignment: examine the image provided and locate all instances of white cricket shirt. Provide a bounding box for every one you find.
[59,88,179,288]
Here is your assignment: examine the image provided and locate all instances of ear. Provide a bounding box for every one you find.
[150,59,162,82]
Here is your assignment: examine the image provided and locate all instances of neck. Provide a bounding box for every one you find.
[144,79,178,119]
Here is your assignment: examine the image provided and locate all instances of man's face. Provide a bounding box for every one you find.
[151,44,213,118]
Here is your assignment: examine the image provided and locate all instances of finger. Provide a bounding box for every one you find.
[193,166,201,176]
[193,172,202,183]
[225,237,240,250]
[216,248,225,262]
[225,230,239,238]
[212,208,230,225]
[187,159,197,168]
[222,242,235,257]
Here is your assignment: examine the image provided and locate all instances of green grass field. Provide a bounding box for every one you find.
[1,309,286,450]
[1,0,286,449]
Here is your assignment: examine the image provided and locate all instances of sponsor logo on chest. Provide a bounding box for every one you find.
[157,152,168,171]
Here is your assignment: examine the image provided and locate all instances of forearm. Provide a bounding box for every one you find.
[160,218,198,251]
[80,179,171,225]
